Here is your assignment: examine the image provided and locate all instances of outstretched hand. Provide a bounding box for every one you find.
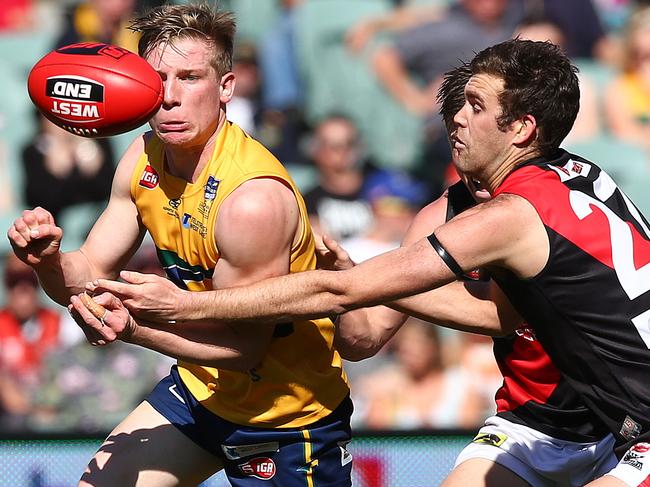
[314,234,356,271]
[87,271,187,322]
[69,292,136,346]
[7,207,63,266]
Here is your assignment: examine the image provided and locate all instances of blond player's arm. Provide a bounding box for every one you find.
[76,177,300,370]
[11,136,146,305]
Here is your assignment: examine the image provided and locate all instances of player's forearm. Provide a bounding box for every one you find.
[127,319,261,371]
[178,269,353,323]
[388,281,511,337]
[335,306,407,361]
[35,250,98,306]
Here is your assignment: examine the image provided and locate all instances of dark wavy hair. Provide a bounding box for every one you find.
[469,38,580,156]
[437,62,472,134]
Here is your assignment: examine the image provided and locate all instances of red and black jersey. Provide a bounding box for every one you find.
[489,150,650,454]
[446,181,608,443]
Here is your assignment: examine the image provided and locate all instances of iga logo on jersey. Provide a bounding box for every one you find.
[239,457,276,480]
[139,165,159,189]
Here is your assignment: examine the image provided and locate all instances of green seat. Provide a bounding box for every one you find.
[0,31,57,221]
[294,0,424,170]
[565,135,650,212]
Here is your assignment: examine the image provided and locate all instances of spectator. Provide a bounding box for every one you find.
[0,0,33,32]
[340,169,428,388]
[303,114,375,240]
[526,0,610,60]
[28,240,171,434]
[604,6,650,151]
[29,339,172,434]
[0,253,63,430]
[371,0,522,197]
[21,112,114,222]
[0,253,61,385]
[352,317,487,429]
[256,0,307,165]
[514,14,602,143]
[342,168,428,263]
[54,0,139,52]
[226,42,261,136]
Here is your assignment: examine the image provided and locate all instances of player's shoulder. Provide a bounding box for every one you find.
[113,131,154,188]
[455,193,537,231]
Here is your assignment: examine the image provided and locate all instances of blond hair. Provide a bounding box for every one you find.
[129,3,236,76]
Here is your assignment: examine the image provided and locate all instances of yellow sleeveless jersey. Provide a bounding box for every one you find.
[131,121,349,428]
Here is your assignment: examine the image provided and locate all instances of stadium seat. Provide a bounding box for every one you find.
[294,0,424,170]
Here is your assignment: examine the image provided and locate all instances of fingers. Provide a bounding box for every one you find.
[8,209,61,248]
[86,278,132,298]
[79,292,107,320]
[69,296,113,345]
[120,270,152,284]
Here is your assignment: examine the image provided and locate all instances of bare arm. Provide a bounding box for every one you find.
[372,45,440,116]
[345,4,445,52]
[75,178,300,370]
[8,136,146,305]
[334,193,522,360]
[89,195,542,330]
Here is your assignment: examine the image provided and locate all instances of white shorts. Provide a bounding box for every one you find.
[605,442,650,486]
[454,415,617,487]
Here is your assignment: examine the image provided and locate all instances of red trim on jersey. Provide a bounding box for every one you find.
[495,330,561,412]
[494,165,650,271]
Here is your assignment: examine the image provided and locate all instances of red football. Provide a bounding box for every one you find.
[27,42,163,138]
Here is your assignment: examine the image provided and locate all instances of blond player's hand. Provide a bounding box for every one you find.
[69,292,136,346]
[7,207,63,266]
[87,271,187,323]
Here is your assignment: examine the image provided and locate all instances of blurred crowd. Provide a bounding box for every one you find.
[2,0,650,434]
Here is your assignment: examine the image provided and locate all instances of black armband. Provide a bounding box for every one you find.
[427,233,464,278]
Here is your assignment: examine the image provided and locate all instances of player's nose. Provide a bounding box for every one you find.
[162,78,181,108]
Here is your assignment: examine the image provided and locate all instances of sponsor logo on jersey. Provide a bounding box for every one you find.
[204,175,220,200]
[515,326,537,342]
[197,200,211,219]
[620,415,642,441]
[239,457,276,480]
[571,161,584,174]
[181,213,208,238]
[162,198,181,218]
[622,451,644,470]
[472,432,507,447]
[139,165,159,189]
[222,442,279,460]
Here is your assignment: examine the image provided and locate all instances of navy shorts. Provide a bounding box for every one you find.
[146,366,353,486]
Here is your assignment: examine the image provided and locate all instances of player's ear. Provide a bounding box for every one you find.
[219,72,236,103]
[513,114,537,146]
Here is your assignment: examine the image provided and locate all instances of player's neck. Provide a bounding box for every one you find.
[484,147,540,193]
